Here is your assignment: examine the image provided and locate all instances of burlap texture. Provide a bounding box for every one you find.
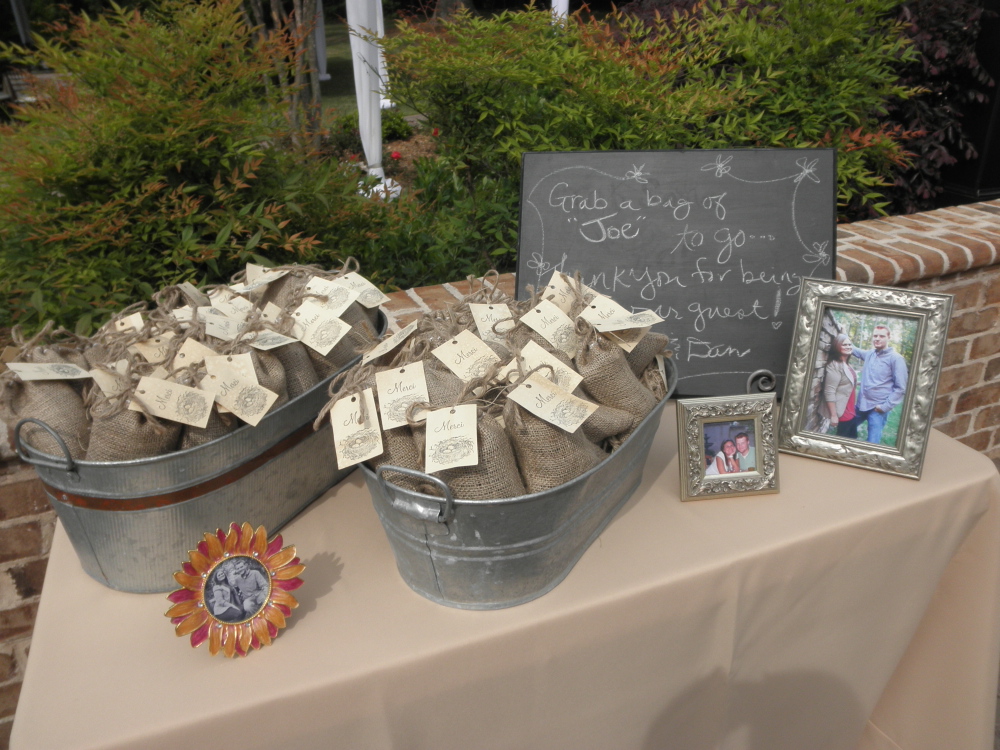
[307,316,378,377]
[574,326,658,429]
[367,425,424,492]
[0,375,90,460]
[641,362,669,401]
[180,410,238,450]
[271,342,319,398]
[503,399,607,494]
[249,349,289,410]
[625,331,671,376]
[86,408,182,462]
[581,403,637,445]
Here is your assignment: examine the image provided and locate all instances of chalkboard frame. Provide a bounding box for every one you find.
[515,148,838,398]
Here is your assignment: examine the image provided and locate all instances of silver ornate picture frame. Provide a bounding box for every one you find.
[677,393,779,501]
[778,278,953,479]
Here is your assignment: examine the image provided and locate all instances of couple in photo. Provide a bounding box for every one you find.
[705,432,755,475]
[823,325,908,445]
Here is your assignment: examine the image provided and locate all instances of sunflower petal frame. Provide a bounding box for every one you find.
[166,523,304,658]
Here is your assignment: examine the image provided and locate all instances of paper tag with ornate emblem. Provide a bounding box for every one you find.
[114,312,145,334]
[469,303,515,345]
[202,355,277,426]
[5,362,91,381]
[544,270,594,314]
[330,388,383,469]
[592,310,664,332]
[507,372,598,434]
[90,360,130,397]
[210,292,254,322]
[425,404,479,474]
[129,331,176,364]
[431,329,501,382]
[245,330,297,351]
[290,300,349,355]
[376,362,429,429]
[518,340,583,392]
[128,376,213,428]
[303,277,359,318]
[520,300,579,357]
[172,338,219,368]
[362,321,418,365]
[578,295,652,350]
[332,272,390,308]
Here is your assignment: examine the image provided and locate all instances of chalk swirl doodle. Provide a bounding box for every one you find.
[339,429,381,462]
[430,436,475,466]
[176,391,209,422]
[701,154,732,178]
[235,386,268,416]
[802,241,830,266]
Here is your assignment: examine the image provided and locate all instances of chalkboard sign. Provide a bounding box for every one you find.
[516,149,837,397]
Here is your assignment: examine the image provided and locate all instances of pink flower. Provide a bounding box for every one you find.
[390,151,402,161]
[432,128,439,137]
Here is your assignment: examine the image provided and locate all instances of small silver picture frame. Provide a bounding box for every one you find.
[677,393,779,501]
[778,278,953,479]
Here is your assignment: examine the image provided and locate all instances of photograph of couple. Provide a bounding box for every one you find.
[703,420,757,476]
[820,310,914,448]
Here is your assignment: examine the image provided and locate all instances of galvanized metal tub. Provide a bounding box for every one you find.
[361,359,677,610]
[14,312,386,594]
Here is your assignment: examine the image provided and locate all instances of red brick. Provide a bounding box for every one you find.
[959,430,993,452]
[949,308,999,338]
[0,652,13,682]
[889,238,948,278]
[943,339,969,368]
[834,254,874,284]
[957,383,1000,412]
[837,227,860,242]
[941,280,985,311]
[411,284,461,311]
[390,311,424,330]
[0,523,42,564]
[887,215,946,231]
[937,414,971,438]
[0,681,20,720]
[8,558,47,600]
[975,405,1000,431]
[937,362,985,394]
[0,604,37,642]
[380,290,417,314]
[933,394,955,421]
[843,223,896,240]
[0,469,48,522]
[987,281,1000,307]
[970,332,1000,360]
[939,233,993,269]
[987,356,1000,382]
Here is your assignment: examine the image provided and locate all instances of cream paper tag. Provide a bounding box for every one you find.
[128,376,213,428]
[655,353,669,391]
[425,404,479,474]
[497,359,521,383]
[178,282,211,307]
[602,326,649,353]
[431,329,501,382]
[228,264,290,294]
[577,293,632,325]
[304,277,359,318]
[210,292,254,321]
[521,300,579,357]
[5,362,92,381]
[333,272,390,308]
[330,388,383,469]
[171,306,194,324]
[291,300,350,355]
[362,321,418,365]
[196,307,244,341]
[129,331,176,364]
[148,365,170,380]
[260,302,284,326]
[544,270,594,314]
[246,329,298,351]
[202,355,277,426]
[519,340,583,392]
[508,372,598,433]
[89,360,130,397]
[469,303,515,345]
[114,312,145,334]
[172,338,219,368]
[592,309,664,333]
[375,362,430,429]
[0,346,18,374]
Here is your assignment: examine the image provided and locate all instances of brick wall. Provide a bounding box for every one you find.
[1,203,999,747]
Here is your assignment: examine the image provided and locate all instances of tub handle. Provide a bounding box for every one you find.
[376,465,455,524]
[14,418,77,473]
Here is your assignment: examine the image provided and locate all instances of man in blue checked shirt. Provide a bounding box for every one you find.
[853,325,908,445]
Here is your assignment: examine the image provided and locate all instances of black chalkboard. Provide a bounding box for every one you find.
[516,149,837,397]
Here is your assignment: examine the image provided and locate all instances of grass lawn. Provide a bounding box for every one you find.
[320,22,357,118]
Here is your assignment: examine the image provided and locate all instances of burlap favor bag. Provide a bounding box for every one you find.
[0,372,90,460]
[573,319,658,430]
[85,369,182,462]
[625,331,671,377]
[270,341,319,398]
[172,365,239,450]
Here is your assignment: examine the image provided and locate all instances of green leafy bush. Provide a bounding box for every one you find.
[0,0,386,332]
[382,0,916,259]
[329,107,415,157]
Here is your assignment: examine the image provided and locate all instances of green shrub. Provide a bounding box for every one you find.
[329,108,415,156]
[381,1,916,261]
[0,0,387,332]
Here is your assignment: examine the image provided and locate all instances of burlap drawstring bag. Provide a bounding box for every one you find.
[85,366,182,462]
[224,345,290,412]
[173,364,239,450]
[573,319,658,431]
[235,311,318,400]
[0,371,90,460]
[625,331,671,377]
[581,402,637,445]
[256,263,326,311]
[641,361,669,401]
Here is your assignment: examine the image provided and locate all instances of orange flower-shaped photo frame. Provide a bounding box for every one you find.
[166,523,305,658]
